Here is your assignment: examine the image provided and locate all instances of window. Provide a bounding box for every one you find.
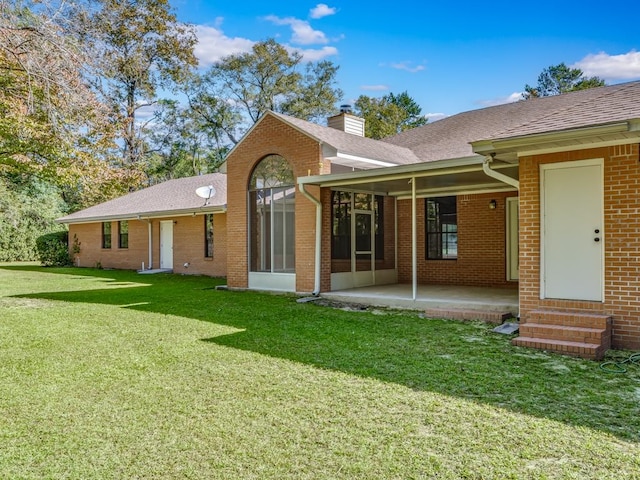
[204,214,214,258]
[331,191,351,260]
[425,196,457,259]
[118,221,128,249]
[102,222,112,249]
[249,155,295,273]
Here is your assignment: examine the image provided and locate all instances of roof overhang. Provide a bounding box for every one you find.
[298,155,518,198]
[472,121,640,159]
[320,135,404,170]
[57,205,227,225]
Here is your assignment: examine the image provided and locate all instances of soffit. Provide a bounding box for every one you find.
[300,157,518,197]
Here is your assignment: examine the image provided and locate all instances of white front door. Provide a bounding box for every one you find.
[160,221,174,269]
[541,159,603,301]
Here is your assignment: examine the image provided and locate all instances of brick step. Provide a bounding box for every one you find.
[424,308,515,324]
[528,309,611,329]
[512,336,607,360]
[519,323,608,345]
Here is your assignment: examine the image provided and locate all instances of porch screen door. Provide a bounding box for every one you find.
[353,210,374,286]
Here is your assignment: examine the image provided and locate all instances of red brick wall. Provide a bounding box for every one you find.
[518,144,640,350]
[225,114,329,292]
[170,214,227,277]
[69,220,148,270]
[397,192,517,287]
[68,213,227,277]
[320,187,333,291]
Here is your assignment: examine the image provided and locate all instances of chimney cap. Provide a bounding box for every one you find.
[339,104,352,114]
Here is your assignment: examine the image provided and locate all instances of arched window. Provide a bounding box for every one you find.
[248,155,295,273]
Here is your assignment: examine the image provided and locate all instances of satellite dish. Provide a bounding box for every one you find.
[195,185,215,205]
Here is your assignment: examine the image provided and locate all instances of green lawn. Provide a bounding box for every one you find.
[0,264,639,479]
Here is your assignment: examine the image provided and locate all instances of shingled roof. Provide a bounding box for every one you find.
[269,111,420,166]
[489,80,640,140]
[58,81,640,224]
[58,173,226,224]
[383,80,640,161]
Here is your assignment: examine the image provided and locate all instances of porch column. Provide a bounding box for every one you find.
[412,176,417,301]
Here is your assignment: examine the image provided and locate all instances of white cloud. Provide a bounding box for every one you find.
[265,15,328,45]
[572,51,640,81]
[384,61,426,73]
[310,3,337,19]
[478,92,523,107]
[292,45,338,62]
[361,84,389,91]
[134,104,157,123]
[194,24,254,67]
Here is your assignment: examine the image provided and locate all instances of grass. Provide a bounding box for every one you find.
[0,264,639,479]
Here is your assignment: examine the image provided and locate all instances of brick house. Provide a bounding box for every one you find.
[59,173,227,277]
[60,81,640,358]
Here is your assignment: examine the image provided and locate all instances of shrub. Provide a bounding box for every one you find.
[36,231,71,267]
[0,176,68,261]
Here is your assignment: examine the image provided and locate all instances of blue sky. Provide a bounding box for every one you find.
[174,0,640,121]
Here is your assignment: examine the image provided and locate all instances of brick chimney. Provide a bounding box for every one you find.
[327,105,365,136]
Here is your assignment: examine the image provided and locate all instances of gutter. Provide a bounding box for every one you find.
[57,206,226,225]
[482,155,519,190]
[298,181,322,296]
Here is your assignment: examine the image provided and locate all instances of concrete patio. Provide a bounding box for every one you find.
[321,284,519,319]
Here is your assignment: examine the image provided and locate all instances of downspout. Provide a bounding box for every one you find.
[139,216,153,270]
[148,220,152,269]
[482,154,520,190]
[298,182,322,295]
[482,154,520,319]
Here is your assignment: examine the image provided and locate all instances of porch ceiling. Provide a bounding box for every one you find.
[299,156,519,197]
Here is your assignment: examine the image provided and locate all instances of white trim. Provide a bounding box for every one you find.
[411,176,417,301]
[299,155,489,187]
[518,136,640,158]
[506,197,519,281]
[335,152,396,168]
[249,272,296,292]
[395,184,516,200]
[473,122,629,154]
[59,207,226,225]
[159,221,174,270]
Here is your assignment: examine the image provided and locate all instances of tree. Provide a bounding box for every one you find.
[354,91,428,139]
[0,174,68,261]
[144,100,228,183]
[523,63,605,99]
[0,1,144,211]
[80,0,198,166]
[0,0,116,184]
[194,39,343,144]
